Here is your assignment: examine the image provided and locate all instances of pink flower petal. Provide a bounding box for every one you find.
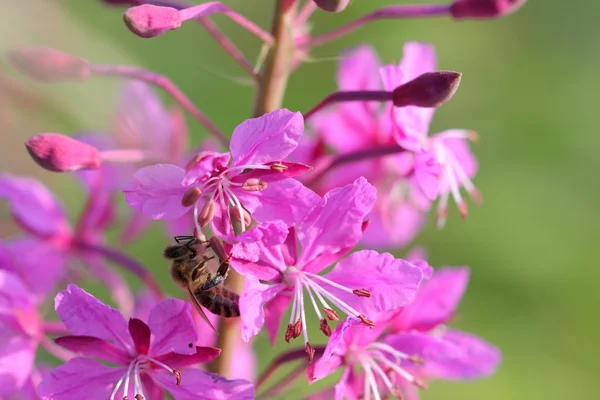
[0,269,35,310]
[152,368,255,400]
[0,333,36,397]
[37,358,124,400]
[392,267,469,332]
[235,178,321,227]
[4,238,67,300]
[155,346,221,368]
[264,293,291,346]
[229,109,304,167]
[53,335,130,365]
[229,339,257,382]
[128,317,151,355]
[308,317,356,382]
[148,298,197,356]
[54,284,133,352]
[297,177,376,273]
[0,174,71,237]
[414,150,441,200]
[324,250,423,315]
[239,275,285,342]
[123,164,190,220]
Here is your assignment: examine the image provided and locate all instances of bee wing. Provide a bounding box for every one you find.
[185,284,218,334]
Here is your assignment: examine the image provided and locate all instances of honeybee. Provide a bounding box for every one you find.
[164,235,240,332]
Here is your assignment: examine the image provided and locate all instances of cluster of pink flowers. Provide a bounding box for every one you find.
[2,0,526,399]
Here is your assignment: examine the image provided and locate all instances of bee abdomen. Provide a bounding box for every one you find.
[195,286,240,318]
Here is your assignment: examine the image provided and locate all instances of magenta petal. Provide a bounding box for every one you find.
[229,162,311,183]
[229,109,304,167]
[239,276,285,342]
[0,269,35,310]
[53,335,130,365]
[152,369,255,400]
[37,358,124,400]
[156,346,221,368]
[393,267,469,332]
[148,298,197,356]
[264,293,291,346]
[4,238,67,300]
[123,164,190,220]
[433,329,501,379]
[54,284,133,352]
[229,338,257,381]
[414,151,441,200]
[128,318,151,355]
[0,174,71,237]
[324,250,423,315]
[309,317,356,382]
[0,333,36,397]
[298,177,376,272]
[235,178,321,227]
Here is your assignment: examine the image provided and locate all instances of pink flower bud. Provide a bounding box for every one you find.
[8,48,90,83]
[25,134,101,172]
[181,187,202,207]
[393,71,462,108]
[313,0,350,13]
[124,5,182,38]
[450,0,526,19]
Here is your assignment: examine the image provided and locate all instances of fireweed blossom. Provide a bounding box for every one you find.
[300,44,434,248]
[309,266,500,399]
[230,177,423,360]
[124,108,319,239]
[383,42,481,228]
[37,285,254,400]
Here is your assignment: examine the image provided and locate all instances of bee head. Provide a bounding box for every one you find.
[163,244,195,260]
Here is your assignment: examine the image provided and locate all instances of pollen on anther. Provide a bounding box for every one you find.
[408,355,425,365]
[319,319,332,337]
[323,307,339,321]
[285,323,294,343]
[293,319,303,338]
[358,314,375,328]
[173,369,182,386]
[305,342,316,363]
[135,395,146,400]
[352,288,371,297]
[269,162,288,172]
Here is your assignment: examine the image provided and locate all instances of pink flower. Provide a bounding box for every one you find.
[385,42,481,227]
[0,269,43,398]
[38,285,254,400]
[124,109,319,238]
[0,174,114,300]
[309,267,500,399]
[302,45,431,248]
[230,177,423,360]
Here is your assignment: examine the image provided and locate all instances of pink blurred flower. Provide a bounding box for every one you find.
[230,177,423,361]
[38,285,254,400]
[124,109,319,239]
[309,267,500,399]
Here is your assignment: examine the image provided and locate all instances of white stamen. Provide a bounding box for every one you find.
[365,358,396,396]
[303,277,362,318]
[289,284,298,326]
[362,359,382,400]
[302,276,324,320]
[444,147,476,193]
[133,362,144,399]
[122,359,136,399]
[138,355,177,375]
[297,282,309,345]
[375,355,418,384]
[303,272,357,295]
[110,371,127,400]
[225,164,271,174]
[436,192,449,229]
[369,342,412,363]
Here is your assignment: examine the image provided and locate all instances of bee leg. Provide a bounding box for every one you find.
[216,255,232,280]
[174,235,195,243]
[200,275,224,291]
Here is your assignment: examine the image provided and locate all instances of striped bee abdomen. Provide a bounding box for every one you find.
[195,285,240,318]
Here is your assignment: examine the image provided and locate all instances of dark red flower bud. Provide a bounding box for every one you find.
[313,0,350,13]
[25,134,100,172]
[451,0,526,20]
[393,71,462,108]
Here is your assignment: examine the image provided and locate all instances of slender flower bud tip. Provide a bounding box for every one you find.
[25,134,101,172]
[124,5,181,38]
[313,0,350,13]
[393,71,462,108]
[7,47,90,82]
[451,0,526,19]
[181,187,202,207]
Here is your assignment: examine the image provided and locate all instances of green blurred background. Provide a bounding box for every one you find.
[1,0,598,399]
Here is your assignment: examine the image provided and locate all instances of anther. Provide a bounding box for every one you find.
[319,319,332,337]
[352,288,371,298]
[408,355,425,365]
[241,178,268,191]
[269,162,288,172]
[458,200,468,220]
[181,187,202,207]
[323,308,339,321]
[470,188,483,206]
[358,314,375,328]
[173,369,182,386]
[414,378,427,390]
[123,396,129,400]
[305,342,316,363]
[293,319,303,338]
[135,395,145,400]
[198,200,216,227]
[231,206,252,226]
[285,323,294,343]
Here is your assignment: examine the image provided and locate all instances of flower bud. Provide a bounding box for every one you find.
[25,134,100,172]
[450,0,526,19]
[124,5,182,38]
[7,48,90,82]
[393,71,462,108]
[313,0,350,13]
